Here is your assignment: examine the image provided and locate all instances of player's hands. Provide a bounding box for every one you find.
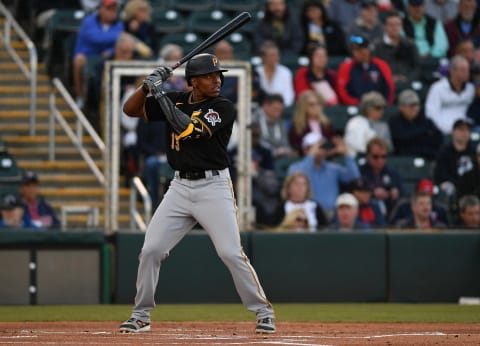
[152,66,173,82]
[143,73,165,99]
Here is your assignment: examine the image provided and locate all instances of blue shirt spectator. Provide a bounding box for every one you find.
[287,132,360,216]
[0,194,38,230]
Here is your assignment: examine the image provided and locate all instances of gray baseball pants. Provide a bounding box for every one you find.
[130,168,274,322]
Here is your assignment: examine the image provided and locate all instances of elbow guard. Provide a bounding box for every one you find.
[155,93,211,140]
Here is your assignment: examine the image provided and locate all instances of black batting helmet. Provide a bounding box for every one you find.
[185,53,228,86]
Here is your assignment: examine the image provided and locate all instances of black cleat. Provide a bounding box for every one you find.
[119,318,151,333]
[255,317,276,334]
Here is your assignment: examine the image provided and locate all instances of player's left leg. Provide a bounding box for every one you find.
[193,169,275,333]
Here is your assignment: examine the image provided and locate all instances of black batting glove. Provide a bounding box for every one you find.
[143,74,165,99]
[152,66,173,82]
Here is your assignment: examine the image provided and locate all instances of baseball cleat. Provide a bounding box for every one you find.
[119,318,151,333]
[255,317,276,334]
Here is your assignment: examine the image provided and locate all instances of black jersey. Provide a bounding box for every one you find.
[144,91,235,171]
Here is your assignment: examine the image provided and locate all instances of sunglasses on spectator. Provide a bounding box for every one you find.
[295,217,308,223]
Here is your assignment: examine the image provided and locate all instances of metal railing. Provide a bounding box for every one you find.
[130,177,152,232]
[0,1,37,135]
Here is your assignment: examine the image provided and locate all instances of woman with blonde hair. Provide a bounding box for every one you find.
[122,0,157,53]
[275,208,310,232]
[288,90,336,155]
[273,172,327,230]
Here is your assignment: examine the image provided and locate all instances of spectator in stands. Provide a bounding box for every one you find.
[255,41,295,107]
[158,44,187,92]
[389,178,451,226]
[122,0,157,54]
[347,0,384,47]
[287,132,360,219]
[299,0,348,56]
[330,193,369,231]
[434,118,478,196]
[288,90,336,156]
[455,194,480,228]
[0,194,37,229]
[275,208,311,232]
[349,176,387,227]
[445,0,480,57]
[388,89,443,159]
[327,0,362,33]
[395,191,447,230]
[403,0,449,58]
[294,44,339,105]
[457,142,480,199]
[344,91,394,157]
[253,93,297,160]
[19,171,60,229]
[337,34,395,105]
[360,137,405,216]
[425,55,475,134]
[425,0,459,23]
[439,39,480,80]
[80,0,103,14]
[273,172,328,231]
[213,40,238,103]
[253,0,303,59]
[72,0,124,109]
[373,10,421,83]
[136,116,168,209]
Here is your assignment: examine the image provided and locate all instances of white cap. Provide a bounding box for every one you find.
[302,132,323,149]
[336,193,359,208]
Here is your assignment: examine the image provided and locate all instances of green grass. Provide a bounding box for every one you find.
[1,304,480,323]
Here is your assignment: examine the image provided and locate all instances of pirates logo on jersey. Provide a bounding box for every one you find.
[204,109,221,126]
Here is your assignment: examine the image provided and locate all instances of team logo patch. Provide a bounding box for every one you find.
[204,109,221,126]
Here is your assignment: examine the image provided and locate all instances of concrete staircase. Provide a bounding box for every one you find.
[0,39,132,230]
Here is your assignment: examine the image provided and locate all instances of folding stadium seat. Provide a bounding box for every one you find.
[281,54,309,72]
[382,104,399,122]
[216,0,262,14]
[224,33,252,61]
[387,155,433,195]
[327,55,349,71]
[173,0,216,13]
[187,10,231,35]
[151,10,187,35]
[159,32,203,54]
[324,105,359,135]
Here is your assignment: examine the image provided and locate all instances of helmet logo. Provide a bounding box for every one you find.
[204,109,221,126]
[212,57,218,66]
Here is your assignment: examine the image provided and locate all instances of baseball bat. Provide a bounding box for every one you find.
[170,11,252,70]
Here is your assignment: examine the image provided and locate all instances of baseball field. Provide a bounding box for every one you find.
[1,303,480,345]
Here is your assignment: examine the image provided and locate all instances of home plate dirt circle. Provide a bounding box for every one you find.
[1,322,480,345]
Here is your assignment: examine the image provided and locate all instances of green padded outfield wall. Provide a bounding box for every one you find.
[389,232,480,302]
[115,231,251,303]
[250,232,388,302]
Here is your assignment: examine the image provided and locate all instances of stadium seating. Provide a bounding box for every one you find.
[216,0,262,14]
[173,0,216,13]
[324,105,359,135]
[224,33,252,60]
[386,155,433,195]
[152,10,187,35]
[159,32,203,54]
[187,10,231,35]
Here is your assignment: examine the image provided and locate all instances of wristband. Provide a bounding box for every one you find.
[141,83,149,95]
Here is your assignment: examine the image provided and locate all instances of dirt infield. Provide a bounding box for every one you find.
[1,321,480,345]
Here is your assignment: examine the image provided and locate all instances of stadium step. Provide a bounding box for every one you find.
[0,33,135,230]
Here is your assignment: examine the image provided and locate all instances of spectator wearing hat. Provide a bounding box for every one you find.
[389,178,451,225]
[347,0,384,47]
[0,194,37,229]
[337,34,395,105]
[344,91,394,157]
[455,194,480,228]
[72,0,124,110]
[350,177,387,227]
[20,171,60,229]
[434,118,478,196]
[330,193,369,231]
[425,55,475,134]
[373,10,421,83]
[388,89,443,160]
[359,137,405,216]
[287,132,360,218]
[395,191,447,230]
[403,0,449,58]
[444,0,480,57]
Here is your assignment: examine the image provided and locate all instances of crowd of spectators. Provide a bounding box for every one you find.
[7,0,480,232]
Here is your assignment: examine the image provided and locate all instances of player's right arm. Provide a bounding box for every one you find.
[122,85,148,117]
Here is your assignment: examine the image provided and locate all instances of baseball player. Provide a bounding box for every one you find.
[119,53,276,334]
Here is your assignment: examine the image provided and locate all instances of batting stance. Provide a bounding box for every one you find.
[119,53,276,334]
